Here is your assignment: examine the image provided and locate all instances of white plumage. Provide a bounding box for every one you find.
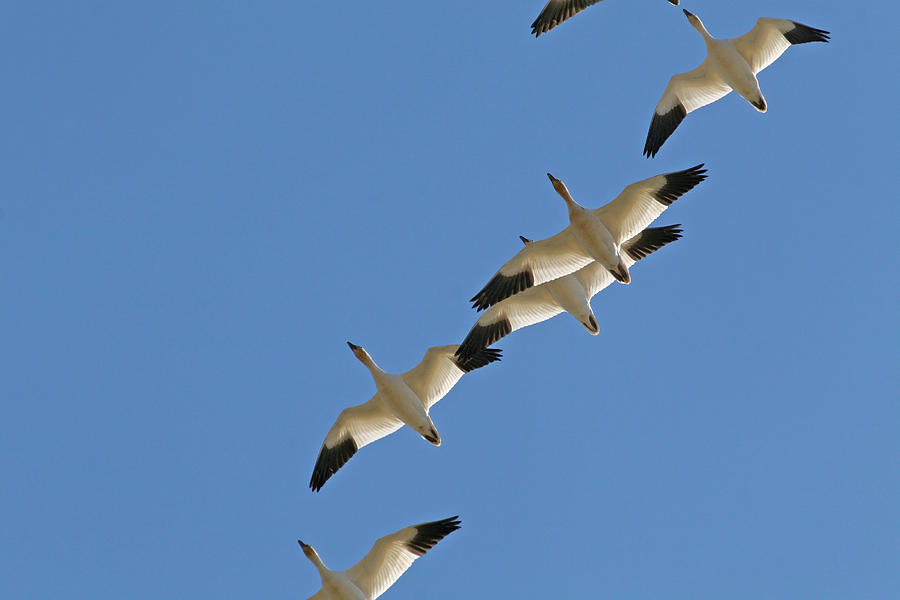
[299,516,461,600]
[309,343,500,491]
[469,165,706,311]
[456,225,682,360]
[644,10,829,157]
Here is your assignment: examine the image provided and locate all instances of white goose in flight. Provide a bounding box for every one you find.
[298,516,460,600]
[457,224,682,360]
[309,343,501,491]
[469,165,706,311]
[531,0,680,37]
[644,10,829,157]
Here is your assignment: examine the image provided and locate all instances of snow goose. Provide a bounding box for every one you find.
[469,165,705,311]
[643,10,829,157]
[309,344,501,491]
[298,516,461,600]
[457,224,682,360]
[531,0,680,37]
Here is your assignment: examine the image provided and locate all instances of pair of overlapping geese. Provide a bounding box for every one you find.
[299,3,828,598]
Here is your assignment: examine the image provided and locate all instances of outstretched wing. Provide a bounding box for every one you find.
[309,396,403,492]
[593,165,706,244]
[644,60,732,157]
[470,228,592,311]
[456,285,564,361]
[530,0,604,37]
[402,346,501,409]
[731,18,829,75]
[575,224,683,297]
[344,516,462,600]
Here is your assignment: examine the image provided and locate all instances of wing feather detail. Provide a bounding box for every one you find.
[402,346,500,410]
[731,18,829,75]
[309,396,403,492]
[470,228,592,311]
[594,165,706,244]
[344,517,461,600]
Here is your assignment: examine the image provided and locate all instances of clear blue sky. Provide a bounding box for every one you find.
[2,1,897,598]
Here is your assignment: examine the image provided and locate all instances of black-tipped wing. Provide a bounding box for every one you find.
[344,516,461,600]
[309,396,403,492]
[457,285,563,361]
[575,224,683,297]
[593,165,706,244]
[402,345,500,410]
[530,0,603,37]
[644,60,731,157]
[732,18,829,75]
[470,228,592,311]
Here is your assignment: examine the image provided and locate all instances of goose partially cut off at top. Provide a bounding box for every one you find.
[531,0,680,37]
[456,224,682,361]
[644,10,829,157]
[469,165,706,311]
[299,516,461,600]
[309,343,500,491]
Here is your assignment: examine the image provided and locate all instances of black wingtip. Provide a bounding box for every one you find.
[625,224,683,261]
[406,516,462,556]
[644,103,687,158]
[470,270,534,311]
[309,437,358,492]
[455,318,513,362]
[785,22,830,45]
[653,164,707,206]
[455,346,502,373]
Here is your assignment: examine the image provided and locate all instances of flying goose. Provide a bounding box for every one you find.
[531,0,680,37]
[457,225,682,360]
[309,343,501,491]
[298,516,461,600]
[644,10,829,157]
[469,165,706,311]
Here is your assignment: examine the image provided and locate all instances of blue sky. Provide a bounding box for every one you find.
[1,1,897,598]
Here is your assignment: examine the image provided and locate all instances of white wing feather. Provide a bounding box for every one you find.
[655,59,732,116]
[731,18,799,74]
[322,396,403,450]
[343,519,458,600]
[401,346,464,410]
[593,176,670,244]
[478,286,564,335]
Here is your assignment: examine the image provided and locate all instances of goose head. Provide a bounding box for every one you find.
[682,9,709,36]
[347,341,373,363]
[546,173,576,205]
[298,540,320,563]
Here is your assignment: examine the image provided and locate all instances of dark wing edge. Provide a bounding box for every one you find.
[653,164,707,206]
[784,22,830,45]
[643,103,687,158]
[454,347,502,372]
[406,516,462,556]
[309,437,358,492]
[530,1,595,37]
[455,319,512,361]
[625,224,683,261]
[470,270,534,311]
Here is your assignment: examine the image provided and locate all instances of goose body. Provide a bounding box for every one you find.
[644,10,829,157]
[457,225,682,360]
[299,516,461,600]
[469,165,705,311]
[531,0,680,37]
[309,343,501,491]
